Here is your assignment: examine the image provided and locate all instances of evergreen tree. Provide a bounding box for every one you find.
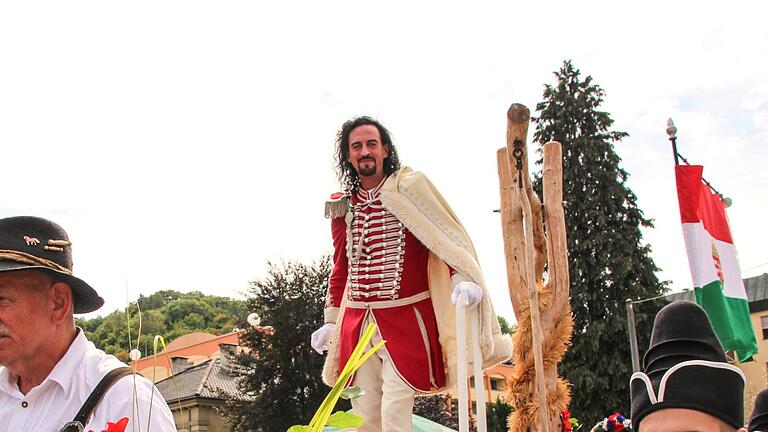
[532,60,667,423]
[223,257,347,431]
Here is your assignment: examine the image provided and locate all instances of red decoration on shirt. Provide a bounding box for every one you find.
[88,417,128,432]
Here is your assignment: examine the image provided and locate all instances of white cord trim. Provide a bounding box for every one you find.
[630,359,746,405]
[630,372,658,404]
[657,359,745,401]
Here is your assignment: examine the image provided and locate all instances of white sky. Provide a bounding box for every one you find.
[1,1,767,323]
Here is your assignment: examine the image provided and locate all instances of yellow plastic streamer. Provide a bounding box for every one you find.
[305,323,385,432]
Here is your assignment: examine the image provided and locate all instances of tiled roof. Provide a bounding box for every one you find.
[745,273,768,303]
[664,289,694,303]
[155,357,242,403]
[663,273,768,304]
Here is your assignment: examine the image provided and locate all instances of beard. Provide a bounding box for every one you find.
[358,165,377,176]
[357,159,378,177]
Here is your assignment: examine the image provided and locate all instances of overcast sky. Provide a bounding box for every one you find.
[1,1,766,325]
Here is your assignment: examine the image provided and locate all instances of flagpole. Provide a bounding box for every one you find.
[626,299,641,373]
[666,118,731,207]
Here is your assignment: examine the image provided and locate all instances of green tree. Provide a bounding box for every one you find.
[223,258,343,432]
[497,316,512,335]
[532,60,666,423]
[76,290,246,362]
[137,290,183,310]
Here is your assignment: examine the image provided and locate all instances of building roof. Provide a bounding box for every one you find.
[166,332,219,351]
[745,273,768,312]
[155,357,242,403]
[746,273,768,302]
[663,273,768,311]
[132,331,242,375]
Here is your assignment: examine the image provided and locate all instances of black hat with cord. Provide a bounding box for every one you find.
[0,216,103,313]
[630,301,746,428]
[749,389,768,432]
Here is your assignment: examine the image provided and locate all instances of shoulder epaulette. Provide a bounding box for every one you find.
[325,192,350,219]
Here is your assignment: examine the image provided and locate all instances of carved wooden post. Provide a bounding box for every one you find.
[498,103,573,432]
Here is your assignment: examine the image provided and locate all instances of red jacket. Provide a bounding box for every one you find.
[325,183,446,391]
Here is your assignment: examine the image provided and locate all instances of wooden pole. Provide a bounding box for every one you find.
[541,140,570,331]
[505,104,549,432]
[499,103,572,432]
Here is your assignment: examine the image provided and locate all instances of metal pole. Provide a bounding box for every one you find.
[626,299,641,373]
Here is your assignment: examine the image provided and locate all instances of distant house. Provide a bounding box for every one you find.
[132,331,242,381]
[134,331,245,432]
[437,347,515,415]
[155,347,242,432]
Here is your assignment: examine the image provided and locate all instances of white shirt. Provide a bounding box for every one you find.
[0,329,177,431]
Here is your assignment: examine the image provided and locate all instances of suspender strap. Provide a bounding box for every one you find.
[59,367,135,432]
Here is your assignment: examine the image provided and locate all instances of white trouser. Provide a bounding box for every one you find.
[351,314,416,432]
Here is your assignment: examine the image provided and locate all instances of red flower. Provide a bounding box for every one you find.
[607,412,625,432]
[561,409,573,432]
[88,417,129,432]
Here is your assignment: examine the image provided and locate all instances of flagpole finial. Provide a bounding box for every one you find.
[666,118,677,139]
[722,197,733,208]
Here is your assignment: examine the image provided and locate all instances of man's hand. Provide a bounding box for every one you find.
[311,323,336,354]
[451,281,483,308]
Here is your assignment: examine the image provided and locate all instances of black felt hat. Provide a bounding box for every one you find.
[0,216,103,313]
[749,389,768,431]
[643,339,727,370]
[630,301,745,428]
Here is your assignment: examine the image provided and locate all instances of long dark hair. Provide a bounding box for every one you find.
[334,116,401,192]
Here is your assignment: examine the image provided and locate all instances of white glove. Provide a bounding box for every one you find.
[451,281,483,308]
[311,323,336,354]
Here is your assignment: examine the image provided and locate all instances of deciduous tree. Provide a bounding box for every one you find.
[223,258,345,432]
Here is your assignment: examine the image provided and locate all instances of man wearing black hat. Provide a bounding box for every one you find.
[631,300,747,432]
[0,216,176,431]
[748,389,768,432]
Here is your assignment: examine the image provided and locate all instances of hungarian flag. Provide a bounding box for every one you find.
[675,164,757,362]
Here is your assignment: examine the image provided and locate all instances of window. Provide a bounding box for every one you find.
[761,316,768,339]
[489,378,506,391]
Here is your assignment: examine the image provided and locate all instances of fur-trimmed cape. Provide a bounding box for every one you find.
[322,167,512,390]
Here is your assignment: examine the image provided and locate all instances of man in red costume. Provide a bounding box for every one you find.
[311,116,511,432]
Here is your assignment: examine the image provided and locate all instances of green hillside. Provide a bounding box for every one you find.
[76,290,246,362]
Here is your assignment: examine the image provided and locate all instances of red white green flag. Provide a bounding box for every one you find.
[675,164,757,362]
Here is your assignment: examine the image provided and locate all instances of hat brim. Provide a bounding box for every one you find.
[631,361,745,428]
[0,261,104,314]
